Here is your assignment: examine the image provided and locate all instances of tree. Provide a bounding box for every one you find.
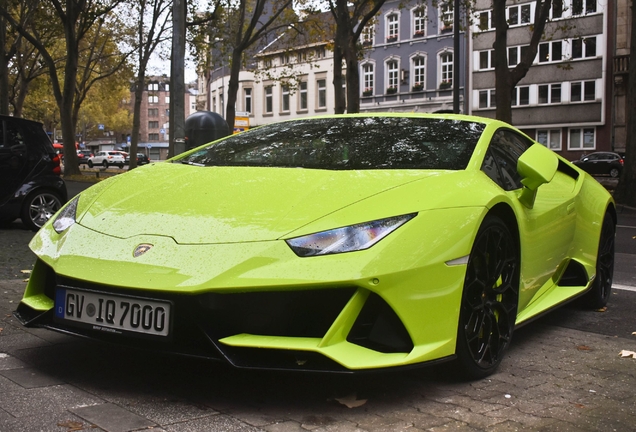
[492,0,552,124]
[613,0,636,207]
[0,0,127,176]
[326,0,387,114]
[127,0,172,168]
[222,0,298,131]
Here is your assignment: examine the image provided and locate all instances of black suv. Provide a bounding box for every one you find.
[0,115,68,231]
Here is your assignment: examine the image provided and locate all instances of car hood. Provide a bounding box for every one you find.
[77,162,452,244]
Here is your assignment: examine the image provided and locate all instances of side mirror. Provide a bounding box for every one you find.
[517,144,558,208]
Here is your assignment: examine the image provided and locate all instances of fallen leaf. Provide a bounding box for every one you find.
[334,393,368,408]
[595,307,607,312]
[571,403,586,408]
[619,350,636,358]
[20,269,31,274]
[57,420,85,431]
[577,345,592,351]
[632,332,636,336]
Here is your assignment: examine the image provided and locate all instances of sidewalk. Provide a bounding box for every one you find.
[2,277,636,432]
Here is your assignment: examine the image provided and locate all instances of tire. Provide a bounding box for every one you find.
[455,215,520,380]
[88,160,93,168]
[103,160,109,168]
[20,190,63,232]
[118,164,124,169]
[583,213,615,309]
[609,168,619,178]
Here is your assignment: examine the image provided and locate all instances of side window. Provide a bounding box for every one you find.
[481,129,532,191]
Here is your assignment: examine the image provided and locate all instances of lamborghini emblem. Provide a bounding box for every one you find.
[133,243,153,257]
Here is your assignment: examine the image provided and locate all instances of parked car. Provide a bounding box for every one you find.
[77,150,93,165]
[87,151,125,168]
[0,115,68,231]
[572,152,624,178]
[14,114,616,379]
[125,152,150,165]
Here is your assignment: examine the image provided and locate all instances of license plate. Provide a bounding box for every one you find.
[54,287,171,337]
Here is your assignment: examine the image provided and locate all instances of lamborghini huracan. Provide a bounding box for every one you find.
[14,114,615,379]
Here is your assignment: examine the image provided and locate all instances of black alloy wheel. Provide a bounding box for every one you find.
[87,160,93,168]
[102,160,109,168]
[583,213,615,309]
[609,168,619,178]
[455,215,519,379]
[21,191,63,232]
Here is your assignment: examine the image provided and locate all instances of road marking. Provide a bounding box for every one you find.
[613,284,636,292]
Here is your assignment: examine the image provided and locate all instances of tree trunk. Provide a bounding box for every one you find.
[129,71,146,170]
[225,50,243,132]
[169,0,186,157]
[0,15,9,115]
[613,0,636,207]
[344,40,360,113]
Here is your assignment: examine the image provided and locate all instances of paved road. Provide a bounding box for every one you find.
[1,179,635,432]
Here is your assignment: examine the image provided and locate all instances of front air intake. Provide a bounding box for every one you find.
[347,292,413,353]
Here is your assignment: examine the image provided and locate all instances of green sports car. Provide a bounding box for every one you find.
[15,114,615,378]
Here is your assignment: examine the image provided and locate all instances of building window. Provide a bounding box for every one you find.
[317,79,327,108]
[164,84,169,92]
[508,4,531,26]
[299,81,308,110]
[165,96,170,104]
[511,86,530,106]
[244,88,252,113]
[362,63,374,95]
[148,95,158,104]
[569,127,595,150]
[507,45,530,66]
[165,109,169,116]
[539,41,563,63]
[361,24,375,46]
[296,50,308,63]
[279,53,290,65]
[572,37,597,59]
[479,89,496,108]
[281,84,290,112]
[478,11,492,30]
[572,0,596,15]
[387,14,399,42]
[148,83,158,91]
[479,50,494,70]
[148,121,159,129]
[537,129,562,150]
[412,57,425,90]
[265,86,273,114]
[148,108,158,117]
[413,7,426,37]
[538,83,561,104]
[148,133,159,141]
[439,3,453,33]
[440,52,453,87]
[571,81,596,102]
[315,47,326,59]
[551,1,563,18]
[387,60,399,92]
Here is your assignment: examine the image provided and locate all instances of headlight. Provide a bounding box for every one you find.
[286,213,416,257]
[52,195,79,233]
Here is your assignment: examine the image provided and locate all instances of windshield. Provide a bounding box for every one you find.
[177,116,485,170]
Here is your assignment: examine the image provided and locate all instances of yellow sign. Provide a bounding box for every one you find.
[234,116,249,134]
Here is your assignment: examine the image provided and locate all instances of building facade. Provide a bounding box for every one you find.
[470,0,610,161]
[199,0,622,161]
[129,76,198,160]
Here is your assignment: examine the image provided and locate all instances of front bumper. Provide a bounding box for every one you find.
[17,208,483,371]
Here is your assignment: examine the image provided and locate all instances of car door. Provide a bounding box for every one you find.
[481,128,577,309]
[0,119,29,205]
